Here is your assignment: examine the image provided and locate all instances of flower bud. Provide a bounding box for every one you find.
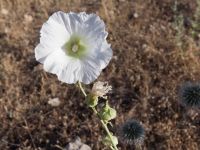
[99,102,117,122]
[102,134,118,147]
[85,94,98,107]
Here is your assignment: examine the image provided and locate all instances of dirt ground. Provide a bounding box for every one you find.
[0,0,200,150]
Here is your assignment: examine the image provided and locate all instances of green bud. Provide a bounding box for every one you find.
[102,134,118,147]
[99,101,117,122]
[85,94,98,107]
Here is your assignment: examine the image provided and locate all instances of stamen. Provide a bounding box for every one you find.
[72,44,79,52]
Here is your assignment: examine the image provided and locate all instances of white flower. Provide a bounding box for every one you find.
[92,81,112,98]
[35,11,112,84]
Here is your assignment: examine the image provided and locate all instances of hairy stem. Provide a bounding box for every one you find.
[78,81,118,150]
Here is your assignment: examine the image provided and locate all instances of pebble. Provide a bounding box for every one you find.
[65,137,91,150]
[134,13,139,18]
[1,8,8,15]
[48,98,61,107]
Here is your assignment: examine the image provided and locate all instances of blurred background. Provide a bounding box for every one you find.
[0,0,200,149]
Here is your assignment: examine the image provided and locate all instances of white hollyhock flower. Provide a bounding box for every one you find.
[92,81,112,98]
[35,11,112,84]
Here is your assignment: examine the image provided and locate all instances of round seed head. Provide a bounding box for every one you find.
[120,120,145,145]
[179,82,200,108]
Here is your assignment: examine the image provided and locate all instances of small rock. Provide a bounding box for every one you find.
[1,8,8,15]
[142,44,147,49]
[48,98,61,107]
[134,13,139,18]
[113,55,118,60]
[67,143,79,150]
[24,14,33,23]
[66,137,91,150]
[79,145,91,150]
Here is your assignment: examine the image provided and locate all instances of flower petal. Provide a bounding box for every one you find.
[43,50,70,76]
[77,13,108,52]
[49,11,80,35]
[97,41,113,69]
[58,60,81,84]
[78,56,102,84]
[43,49,82,84]
[35,43,54,63]
[35,11,70,63]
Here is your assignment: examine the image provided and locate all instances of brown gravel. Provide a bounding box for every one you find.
[0,0,200,149]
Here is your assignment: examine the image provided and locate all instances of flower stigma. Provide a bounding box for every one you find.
[64,35,87,59]
[72,44,79,53]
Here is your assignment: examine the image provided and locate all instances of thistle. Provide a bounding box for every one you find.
[120,120,145,146]
[179,82,200,108]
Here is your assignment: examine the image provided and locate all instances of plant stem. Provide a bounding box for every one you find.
[78,81,87,97]
[78,81,118,150]
[92,107,118,150]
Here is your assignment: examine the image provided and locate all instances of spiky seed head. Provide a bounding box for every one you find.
[179,82,200,108]
[120,120,145,145]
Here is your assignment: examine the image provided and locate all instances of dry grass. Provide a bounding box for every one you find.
[0,0,200,149]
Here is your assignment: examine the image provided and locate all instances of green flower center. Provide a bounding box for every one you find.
[64,36,87,58]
